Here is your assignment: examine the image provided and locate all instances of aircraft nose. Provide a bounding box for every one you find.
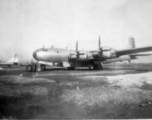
[33,50,38,60]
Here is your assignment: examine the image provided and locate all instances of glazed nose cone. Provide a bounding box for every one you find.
[33,50,38,60]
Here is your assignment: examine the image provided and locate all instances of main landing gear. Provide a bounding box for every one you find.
[26,63,37,72]
[67,67,75,70]
[26,63,46,72]
[93,64,103,70]
[40,64,46,71]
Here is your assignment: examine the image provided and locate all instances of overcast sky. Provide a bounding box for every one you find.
[0,0,152,63]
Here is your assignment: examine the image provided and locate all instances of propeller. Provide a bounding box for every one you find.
[75,41,79,67]
[99,36,101,50]
[98,36,103,60]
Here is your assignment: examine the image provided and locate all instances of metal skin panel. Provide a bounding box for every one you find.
[34,48,75,63]
[33,48,95,67]
[33,47,118,67]
[102,51,111,58]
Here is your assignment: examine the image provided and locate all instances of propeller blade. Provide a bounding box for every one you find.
[98,36,102,60]
[99,36,101,50]
[75,41,78,67]
[76,41,78,53]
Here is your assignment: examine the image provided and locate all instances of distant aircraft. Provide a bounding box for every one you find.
[29,37,152,72]
[0,54,19,69]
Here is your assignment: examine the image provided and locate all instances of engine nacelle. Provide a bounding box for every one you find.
[102,47,117,58]
[79,54,87,60]
[78,51,87,60]
[92,52,99,58]
[69,54,76,59]
[102,51,111,58]
[69,51,88,61]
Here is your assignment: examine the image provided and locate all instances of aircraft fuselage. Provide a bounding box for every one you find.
[33,48,73,63]
[33,48,97,67]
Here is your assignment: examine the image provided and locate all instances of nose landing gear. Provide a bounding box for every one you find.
[26,59,37,72]
[26,62,46,72]
[40,64,46,71]
[93,64,103,70]
[26,63,37,72]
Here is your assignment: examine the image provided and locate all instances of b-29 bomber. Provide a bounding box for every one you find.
[27,37,152,72]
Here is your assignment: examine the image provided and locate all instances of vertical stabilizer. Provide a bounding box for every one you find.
[128,37,136,59]
[128,37,135,49]
[7,54,19,64]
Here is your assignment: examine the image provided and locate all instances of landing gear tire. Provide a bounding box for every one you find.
[67,67,75,70]
[26,65,32,72]
[31,63,37,72]
[26,63,37,72]
[93,64,103,70]
[40,65,46,71]
[88,66,92,70]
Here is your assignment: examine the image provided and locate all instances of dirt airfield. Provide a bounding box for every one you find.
[0,63,152,119]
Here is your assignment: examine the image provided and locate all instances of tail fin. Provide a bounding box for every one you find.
[7,54,19,64]
[128,37,135,49]
[128,37,136,59]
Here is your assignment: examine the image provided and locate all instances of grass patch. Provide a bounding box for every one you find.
[0,86,48,98]
[0,75,55,84]
[61,86,152,107]
[75,76,107,82]
[107,72,152,87]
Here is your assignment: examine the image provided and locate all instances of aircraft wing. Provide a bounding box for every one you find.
[116,46,152,57]
[102,59,122,64]
[130,53,152,57]
[102,53,152,64]
[102,58,130,64]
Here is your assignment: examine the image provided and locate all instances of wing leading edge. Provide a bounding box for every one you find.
[130,53,152,57]
[116,46,152,57]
